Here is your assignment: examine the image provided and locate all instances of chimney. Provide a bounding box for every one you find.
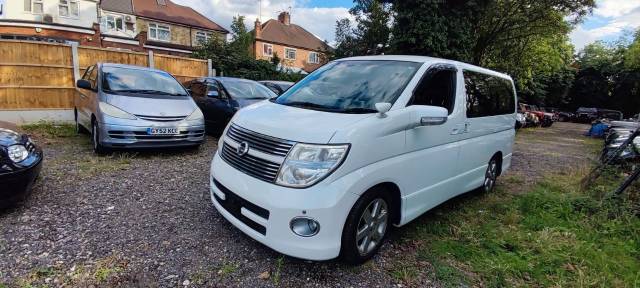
[278,11,290,25]
[254,18,262,38]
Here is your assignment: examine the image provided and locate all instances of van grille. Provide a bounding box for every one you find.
[220,142,281,183]
[226,124,294,157]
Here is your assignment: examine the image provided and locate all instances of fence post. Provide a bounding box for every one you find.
[148,50,154,68]
[207,59,213,77]
[71,43,80,85]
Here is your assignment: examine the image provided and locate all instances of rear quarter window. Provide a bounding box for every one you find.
[463,70,515,118]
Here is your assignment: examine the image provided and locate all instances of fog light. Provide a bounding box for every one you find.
[290,217,320,237]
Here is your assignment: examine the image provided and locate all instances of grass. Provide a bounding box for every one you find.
[395,168,640,287]
[10,255,126,287]
[217,262,238,277]
[21,121,76,138]
[272,256,284,286]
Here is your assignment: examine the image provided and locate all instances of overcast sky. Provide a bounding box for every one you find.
[173,0,640,51]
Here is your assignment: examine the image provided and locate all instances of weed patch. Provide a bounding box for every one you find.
[394,168,640,287]
[22,122,76,138]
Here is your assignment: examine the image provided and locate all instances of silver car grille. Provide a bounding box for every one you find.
[220,124,296,182]
[226,124,294,157]
[135,115,187,122]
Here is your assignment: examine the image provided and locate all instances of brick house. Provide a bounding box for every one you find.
[129,0,228,56]
[0,0,101,46]
[252,12,331,73]
[0,0,228,56]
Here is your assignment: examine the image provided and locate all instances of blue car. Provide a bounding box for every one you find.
[184,77,277,134]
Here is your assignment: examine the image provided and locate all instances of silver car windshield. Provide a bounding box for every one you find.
[102,67,188,97]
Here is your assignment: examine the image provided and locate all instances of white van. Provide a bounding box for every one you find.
[209,56,516,264]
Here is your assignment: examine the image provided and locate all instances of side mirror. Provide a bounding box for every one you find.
[415,105,448,126]
[77,79,92,90]
[207,90,220,98]
[375,102,392,118]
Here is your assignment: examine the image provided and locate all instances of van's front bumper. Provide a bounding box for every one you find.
[99,122,205,148]
[209,151,359,261]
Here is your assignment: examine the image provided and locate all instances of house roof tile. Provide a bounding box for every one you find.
[131,0,228,33]
[100,0,134,15]
[255,19,330,52]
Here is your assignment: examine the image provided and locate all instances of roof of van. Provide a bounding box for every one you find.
[336,55,513,80]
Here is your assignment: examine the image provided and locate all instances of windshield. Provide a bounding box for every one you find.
[102,66,188,96]
[223,79,277,99]
[273,60,422,113]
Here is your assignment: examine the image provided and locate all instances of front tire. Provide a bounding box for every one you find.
[92,121,107,154]
[341,187,392,264]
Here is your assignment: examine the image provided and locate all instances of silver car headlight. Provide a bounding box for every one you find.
[186,108,204,121]
[7,144,29,163]
[99,102,136,120]
[276,143,349,188]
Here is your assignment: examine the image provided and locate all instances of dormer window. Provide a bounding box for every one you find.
[157,0,166,5]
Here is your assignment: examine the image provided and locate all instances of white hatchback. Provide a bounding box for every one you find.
[209,55,517,264]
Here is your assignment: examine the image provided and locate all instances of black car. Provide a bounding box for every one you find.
[0,128,43,209]
[184,77,277,133]
[258,80,294,95]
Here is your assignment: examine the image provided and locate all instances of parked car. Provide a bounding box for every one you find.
[557,111,574,122]
[209,56,517,264]
[0,127,43,210]
[520,103,553,127]
[184,77,277,134]
[575,107,598,123]
[75,63,205,153]
[259,80,294,95]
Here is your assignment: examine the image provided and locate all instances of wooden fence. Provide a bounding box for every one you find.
[0,40,211,111]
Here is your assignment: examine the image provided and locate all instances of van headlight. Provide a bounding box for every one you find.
[186,108,204,121]
[99,102,136,120]
[276,143,349,188]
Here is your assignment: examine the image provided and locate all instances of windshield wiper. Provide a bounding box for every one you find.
[340,107,378,114]
[283,101,336,111]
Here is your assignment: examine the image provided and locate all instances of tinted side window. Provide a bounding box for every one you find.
[191,82,206,98]
[409,67,456,114]
[464,70,515,118]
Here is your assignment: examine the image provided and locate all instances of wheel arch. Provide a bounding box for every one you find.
[362,182,402,226]
[492,151,503,176]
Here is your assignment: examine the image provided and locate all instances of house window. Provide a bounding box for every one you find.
[24,0,43,14]
[59,0,79,17]
[157,0,166,5]
[148,23,171,41]
[285,47,296,60]
[263,43,273,57]
[195,31,213,44]
[102,15,124,32]
[308,52,320,64]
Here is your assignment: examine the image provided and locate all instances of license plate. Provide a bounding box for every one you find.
[147,127,179,135]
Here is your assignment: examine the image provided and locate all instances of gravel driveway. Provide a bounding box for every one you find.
[0,122,593,287]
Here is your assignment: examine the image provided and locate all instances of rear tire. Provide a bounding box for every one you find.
[341,187,393,264]
[483,157,499,193]
[92,121,108,154]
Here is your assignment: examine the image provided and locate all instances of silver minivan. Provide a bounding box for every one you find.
[75,63,205,153]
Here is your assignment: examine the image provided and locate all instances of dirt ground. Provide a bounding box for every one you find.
[0,122,594,287]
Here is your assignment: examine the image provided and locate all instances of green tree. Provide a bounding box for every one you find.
[350,0,392,54]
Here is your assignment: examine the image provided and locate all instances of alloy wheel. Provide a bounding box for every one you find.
[356,198,388,255]
[484,159,498,192]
